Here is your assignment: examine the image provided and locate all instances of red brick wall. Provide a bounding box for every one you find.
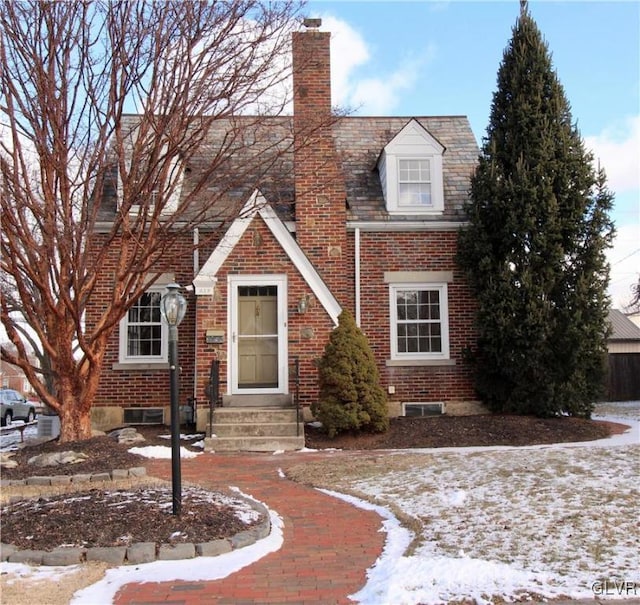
[355,230,477,405]
[89,225,477,418]
[86,232,218,416]
[195,217,335,408]
[194,223,477,414]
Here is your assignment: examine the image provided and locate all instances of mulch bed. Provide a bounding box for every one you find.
[1,486,260,551]
[304,413,614,450]
[1,428,264,552]
[1,415,616,482]
[1,428,175,481]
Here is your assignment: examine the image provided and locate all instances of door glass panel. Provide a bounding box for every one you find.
[238,299,257,335]
[237,286,278,389]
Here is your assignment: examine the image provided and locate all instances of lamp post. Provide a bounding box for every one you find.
[160,283,187,515]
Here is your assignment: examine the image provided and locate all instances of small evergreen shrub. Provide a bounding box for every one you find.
[312,310,389,437]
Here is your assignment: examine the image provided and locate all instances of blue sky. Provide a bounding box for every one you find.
[306,0,640,309]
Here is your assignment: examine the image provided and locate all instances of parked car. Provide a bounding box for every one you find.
[0,388,37,426]
[27,397,46,415]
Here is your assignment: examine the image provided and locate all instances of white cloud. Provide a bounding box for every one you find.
[350,56,427,115]
[607,222,640,310]
[584,117,639,309]
[321,16,370,108]
[585,116,640,195]
[321,14,430,114]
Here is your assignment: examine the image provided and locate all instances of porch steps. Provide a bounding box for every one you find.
[221,394,293,407]
[204,407,305,452]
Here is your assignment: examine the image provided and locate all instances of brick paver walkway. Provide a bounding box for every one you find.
[113,451,385,605]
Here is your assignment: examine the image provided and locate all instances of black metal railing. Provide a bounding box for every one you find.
[207,359,220,438]
[292,356,301,436]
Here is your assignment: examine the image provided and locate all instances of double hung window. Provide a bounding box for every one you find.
[377,120,445,215]
[398,159,432,207]
[389,283,449,360]
[119,288,167,363]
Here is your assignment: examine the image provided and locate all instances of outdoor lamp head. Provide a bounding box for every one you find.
[160,283,187,327]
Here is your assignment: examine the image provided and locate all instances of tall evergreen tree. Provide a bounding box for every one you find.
[457,6,614,418]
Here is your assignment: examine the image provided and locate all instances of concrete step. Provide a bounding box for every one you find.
[204,435,305,452]
[213,408,299,424]
[221,394,293,407]
[206,406,304,452]
[213,422,301,438]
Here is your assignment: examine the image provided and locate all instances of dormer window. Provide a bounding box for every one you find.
[378,120,445,215]
[398,158,432,207]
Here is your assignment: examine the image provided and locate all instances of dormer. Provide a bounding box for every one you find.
[378,119,445,215]
[116,121,184,217]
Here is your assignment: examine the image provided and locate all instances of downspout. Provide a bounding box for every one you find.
[192,228,199,402]
[355,227,361,327]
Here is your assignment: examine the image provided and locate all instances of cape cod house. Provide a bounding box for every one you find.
[88,21,482,450]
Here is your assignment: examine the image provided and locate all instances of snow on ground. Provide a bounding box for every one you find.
[344,402,639,605]
[0,421,39,452]
[2,491,284,605]
[0,427,205,456]
[128,444,201,459]
[345,445,638,604]
[1,402,638,604]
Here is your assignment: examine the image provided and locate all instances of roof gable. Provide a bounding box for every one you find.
[193,190,341,325]
[381,118,446,157]
[376,118,447,215]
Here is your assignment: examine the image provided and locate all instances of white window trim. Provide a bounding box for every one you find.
[387,154,444,215]
[118,286,168,365]
[397,157,433,208]
[389,282,450,361]
[378,120,446,216]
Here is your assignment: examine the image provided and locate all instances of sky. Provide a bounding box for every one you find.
[303,0,640,309]
[2,403,638,604]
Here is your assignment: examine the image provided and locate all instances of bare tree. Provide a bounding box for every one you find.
[628,276,640,313]
[1,277,57,399]
[1,0,309,441]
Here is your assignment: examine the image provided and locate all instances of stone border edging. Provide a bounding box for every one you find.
[0,466,148,490]
[0,472,272,567]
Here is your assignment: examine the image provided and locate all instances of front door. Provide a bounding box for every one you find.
[229,275,287,394]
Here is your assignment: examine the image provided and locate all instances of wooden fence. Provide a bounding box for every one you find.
[605,353,640,401]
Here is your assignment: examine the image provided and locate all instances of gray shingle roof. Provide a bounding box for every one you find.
[100,114,478,224]
[334,116,478,222]
[608,309,640,341]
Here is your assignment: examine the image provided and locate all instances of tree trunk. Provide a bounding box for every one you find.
[56,368,102,442]
[58,402,93,442]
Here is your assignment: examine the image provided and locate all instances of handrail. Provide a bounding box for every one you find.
[292,356,301,436]
[208,360,220,438]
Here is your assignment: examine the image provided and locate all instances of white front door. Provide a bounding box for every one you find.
[229,275,288,394]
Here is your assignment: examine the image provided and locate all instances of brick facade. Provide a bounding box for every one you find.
[87,233,216,426]
[356,230,477,407]
[89,23,481,431]
[292,29,349,305]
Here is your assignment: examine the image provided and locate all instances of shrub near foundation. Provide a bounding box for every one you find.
[313,311,389,438]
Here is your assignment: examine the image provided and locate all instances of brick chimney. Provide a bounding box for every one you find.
[292,21,348,304]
